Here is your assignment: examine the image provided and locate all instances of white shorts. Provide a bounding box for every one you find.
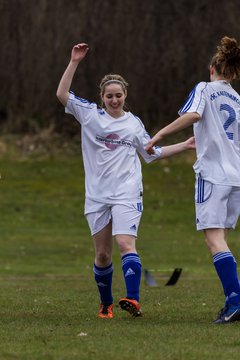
[85,198,143,236]
[195,176,240,230]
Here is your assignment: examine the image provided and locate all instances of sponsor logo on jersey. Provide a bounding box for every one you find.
[96,134,132,150]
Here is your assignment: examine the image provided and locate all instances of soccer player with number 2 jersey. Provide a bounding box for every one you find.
[146,36,240,324]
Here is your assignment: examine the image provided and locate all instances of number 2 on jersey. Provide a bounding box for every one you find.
[220,103,236,140]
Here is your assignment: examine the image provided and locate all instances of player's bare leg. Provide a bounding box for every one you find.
[204,228,229,255]
[93,221,113,267]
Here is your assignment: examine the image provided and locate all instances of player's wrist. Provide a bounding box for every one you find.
[70,58,81,67]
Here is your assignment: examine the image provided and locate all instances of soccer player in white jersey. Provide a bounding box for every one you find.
[56,43,195,319]
[146,36,240,324]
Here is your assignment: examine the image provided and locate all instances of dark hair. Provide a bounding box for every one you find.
[210,36,240,81]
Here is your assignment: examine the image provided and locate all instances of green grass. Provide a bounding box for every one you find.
[0,138,240,360]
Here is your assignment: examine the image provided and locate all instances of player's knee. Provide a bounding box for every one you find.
[96,251,112,266]
[118,242,136,255]
[204,234,228,254]
[116,235,136,253]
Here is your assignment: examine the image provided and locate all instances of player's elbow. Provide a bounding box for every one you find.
[56,91,68,107]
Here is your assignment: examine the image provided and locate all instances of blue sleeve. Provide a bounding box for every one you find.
[178,82,208,116]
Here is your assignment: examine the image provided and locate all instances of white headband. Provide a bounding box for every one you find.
[104,79,124,87]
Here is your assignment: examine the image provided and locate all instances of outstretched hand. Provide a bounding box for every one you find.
[71,43,89,63]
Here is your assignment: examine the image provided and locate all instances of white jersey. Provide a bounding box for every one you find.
[179,80,240,186]
[65,92,162,203]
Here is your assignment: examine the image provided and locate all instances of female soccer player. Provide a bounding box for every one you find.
[146,36,240,324]
[56,43,195,319]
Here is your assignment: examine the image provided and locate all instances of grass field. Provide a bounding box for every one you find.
[1,136,240,360]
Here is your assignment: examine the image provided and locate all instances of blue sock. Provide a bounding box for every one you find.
[93,263,113,305]
[122,253,142,302]
[213,252,240,306]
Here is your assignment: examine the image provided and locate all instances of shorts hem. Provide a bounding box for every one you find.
[196,224,234,231]
[91,220,111,236]
[112,230,137,237]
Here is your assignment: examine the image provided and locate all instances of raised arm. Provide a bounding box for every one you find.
[145,112,200,154]
[56,43,89,106]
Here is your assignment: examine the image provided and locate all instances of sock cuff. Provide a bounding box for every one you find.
[122,253,141,266]
[93,263,113,276]
[213,251,236,264]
